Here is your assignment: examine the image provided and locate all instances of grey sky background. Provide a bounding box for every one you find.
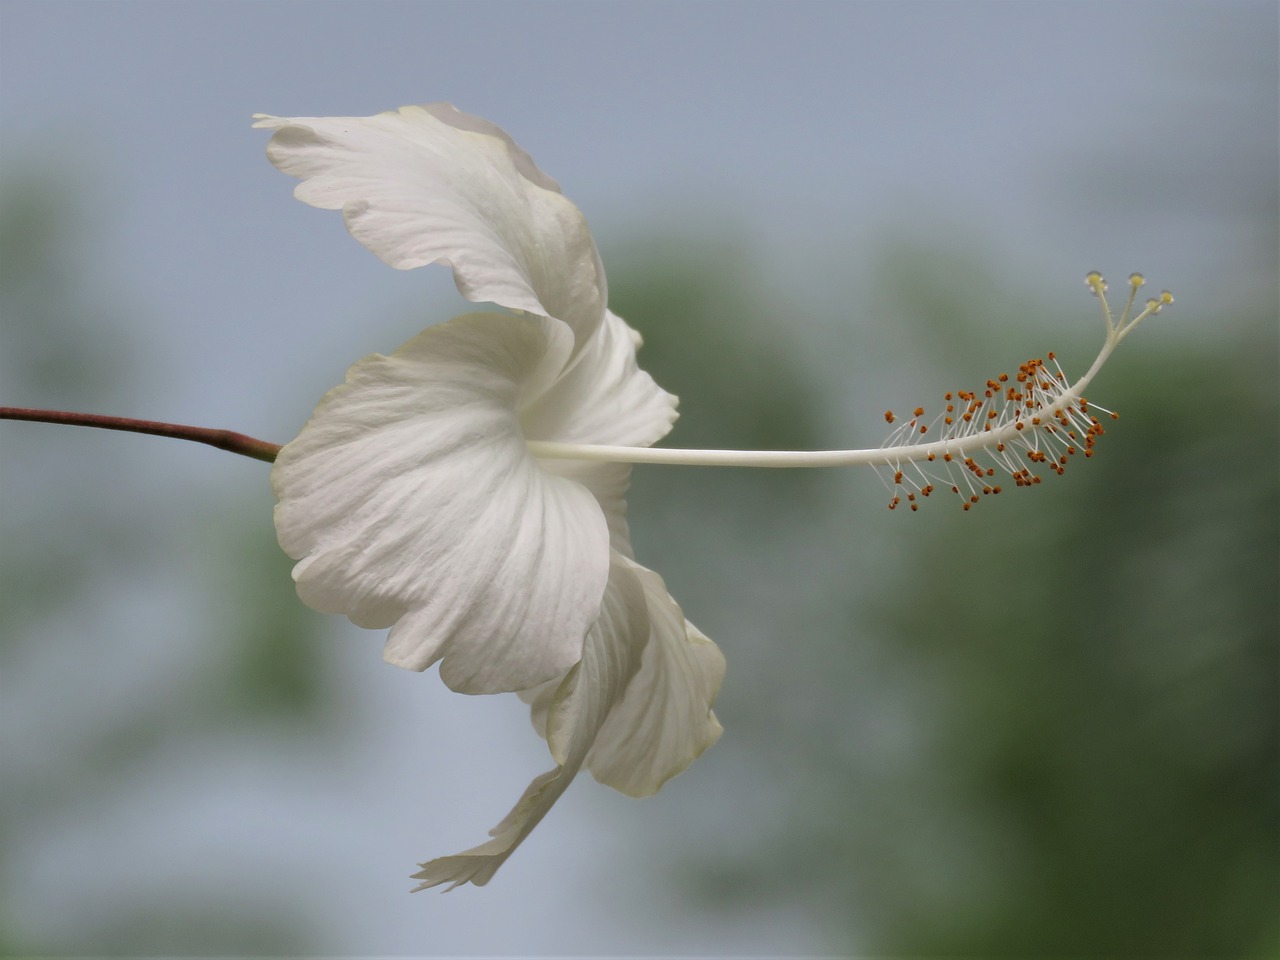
[2,1,1275,954]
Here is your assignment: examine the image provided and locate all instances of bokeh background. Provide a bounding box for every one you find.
[1,1,1276,955]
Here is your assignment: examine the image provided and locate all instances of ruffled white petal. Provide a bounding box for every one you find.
[525,552,725,790]
[519,315,718,798]
[253,105,608,346]
[272,311,610,695]
[524,553,727,797]
[411,555,648,891]
[528,309,678,556]
[523,310,677,449]
[586,556,725,797]
[258,103,726,889]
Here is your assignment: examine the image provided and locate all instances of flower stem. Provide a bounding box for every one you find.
[0,407,281,463]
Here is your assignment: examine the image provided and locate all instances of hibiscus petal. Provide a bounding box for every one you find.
[272,311,610,694]
[253,105,607,345]
[523,310,677,449]
[518,552,725,798]
[585,556,726,797]
[411,555,648,890]
[526,309,678,557]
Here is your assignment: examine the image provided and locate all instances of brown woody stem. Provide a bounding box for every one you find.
[0,407,281,463]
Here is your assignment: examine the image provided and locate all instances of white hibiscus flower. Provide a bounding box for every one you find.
[254,105,724,889]
[253,104,1170,890]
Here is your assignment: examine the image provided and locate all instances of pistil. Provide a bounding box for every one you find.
[528,273,1172,511]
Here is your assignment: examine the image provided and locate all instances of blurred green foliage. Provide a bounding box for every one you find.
[0,169,334,954]
[870,291,1277,956]
[609,235,825,454]
[637,239,1279,956]
[198,516,339,726]
[609,233,833,592]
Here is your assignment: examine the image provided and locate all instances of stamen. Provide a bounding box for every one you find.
[875,271,1171,510]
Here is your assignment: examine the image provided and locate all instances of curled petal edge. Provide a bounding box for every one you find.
[253,105,608,347]
[411,554,648,891]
